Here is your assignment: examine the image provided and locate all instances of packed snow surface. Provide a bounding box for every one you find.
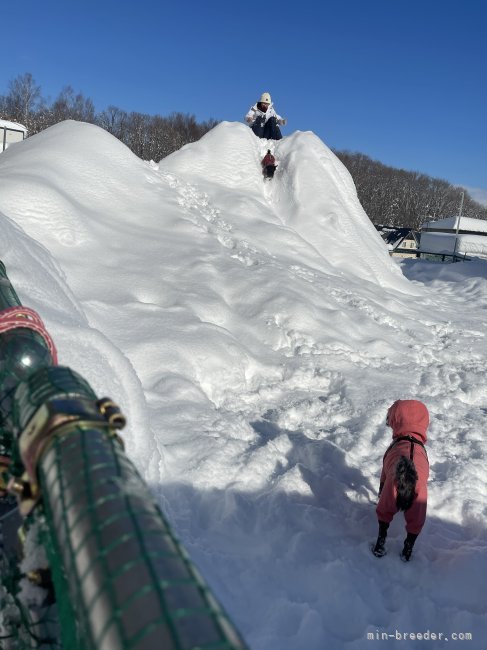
[0,121,486,649]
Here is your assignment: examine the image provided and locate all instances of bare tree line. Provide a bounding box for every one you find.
[0,73,218,161]
[2,73,486,228]
[335,150,487,229]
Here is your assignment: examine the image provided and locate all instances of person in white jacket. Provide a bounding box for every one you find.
[245,92,287,140]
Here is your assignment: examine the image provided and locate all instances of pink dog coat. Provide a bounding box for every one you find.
[376,400,430,535]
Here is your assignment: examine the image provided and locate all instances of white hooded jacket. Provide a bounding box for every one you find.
[245,102,284,125]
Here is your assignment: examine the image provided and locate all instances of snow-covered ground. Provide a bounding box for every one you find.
[0,121,486,649]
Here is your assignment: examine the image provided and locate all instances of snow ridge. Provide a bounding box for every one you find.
[0,120,486,649]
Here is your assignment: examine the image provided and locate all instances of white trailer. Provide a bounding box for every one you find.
[0,118,27,152]
[420,216,487,260]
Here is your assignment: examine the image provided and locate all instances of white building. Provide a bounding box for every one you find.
[419,216,487,260]
[0,119,28,152]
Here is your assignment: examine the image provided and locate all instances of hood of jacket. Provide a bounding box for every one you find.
[387,399,429,443]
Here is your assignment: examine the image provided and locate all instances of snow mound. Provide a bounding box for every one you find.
[0,120,486,649]
[161,121,408,288]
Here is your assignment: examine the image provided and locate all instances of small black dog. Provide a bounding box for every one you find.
[373,400,430,561]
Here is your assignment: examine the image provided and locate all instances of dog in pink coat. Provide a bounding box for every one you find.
[372,400,430,561]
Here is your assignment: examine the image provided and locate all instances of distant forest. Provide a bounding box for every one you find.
[333,151,487,229]
[0,73,218,161]
[2,73,486,230]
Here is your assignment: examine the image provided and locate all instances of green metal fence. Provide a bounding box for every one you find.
[0,261,247,649]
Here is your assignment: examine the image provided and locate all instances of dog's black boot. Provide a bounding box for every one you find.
[400,532,418,562]
[372,521,389,557]
[372,536,387,557]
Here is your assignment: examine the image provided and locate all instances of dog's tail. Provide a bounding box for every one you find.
[395,456,418,511]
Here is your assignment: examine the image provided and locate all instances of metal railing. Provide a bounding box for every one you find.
[0,260,247,650]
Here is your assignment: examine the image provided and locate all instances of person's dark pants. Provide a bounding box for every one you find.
[251,116,282,140]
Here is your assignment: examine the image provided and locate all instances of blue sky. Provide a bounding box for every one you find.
[2,0,486,202]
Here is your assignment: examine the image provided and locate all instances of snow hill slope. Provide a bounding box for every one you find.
[0,121,486,649]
